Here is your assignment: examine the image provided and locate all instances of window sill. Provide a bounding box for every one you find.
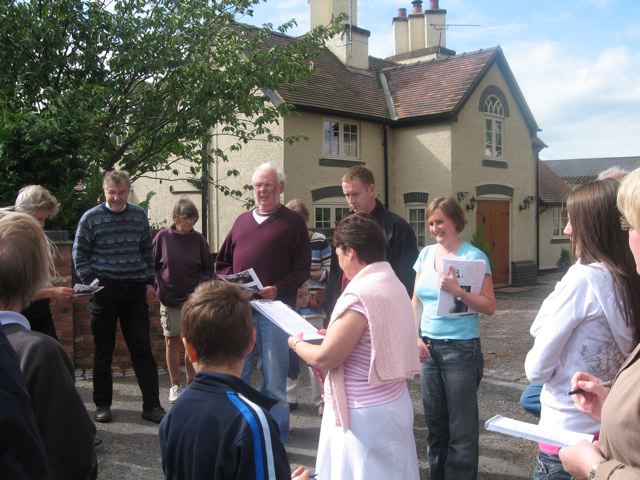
[550,237,570,244]
[482,159,508,169]
[319,158,365,168]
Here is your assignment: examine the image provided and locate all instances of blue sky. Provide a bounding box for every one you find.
[241,0,640,160]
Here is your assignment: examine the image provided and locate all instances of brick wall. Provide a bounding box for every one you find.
[52,241,168,376]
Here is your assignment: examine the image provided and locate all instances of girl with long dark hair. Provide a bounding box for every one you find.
[525,178,640,480]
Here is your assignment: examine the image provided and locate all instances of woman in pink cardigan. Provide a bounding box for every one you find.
[288,213,420,480]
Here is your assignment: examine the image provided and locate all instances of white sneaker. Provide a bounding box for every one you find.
[168,385,181,403]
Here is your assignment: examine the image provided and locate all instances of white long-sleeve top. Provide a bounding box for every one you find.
[525,262,635,434]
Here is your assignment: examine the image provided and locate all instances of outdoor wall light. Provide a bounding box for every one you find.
[466,196,476,211]
[457,191,469,202]
[519,195,537,211]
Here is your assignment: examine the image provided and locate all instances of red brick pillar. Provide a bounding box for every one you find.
[50,240,74,361]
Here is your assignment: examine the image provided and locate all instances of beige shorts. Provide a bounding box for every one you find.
[160,304,183,337]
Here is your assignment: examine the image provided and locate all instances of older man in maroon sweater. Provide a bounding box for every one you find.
[215,162,310,442]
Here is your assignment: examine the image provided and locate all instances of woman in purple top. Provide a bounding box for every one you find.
[153,198,213,403]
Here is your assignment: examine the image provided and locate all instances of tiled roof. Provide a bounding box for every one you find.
[544,157,640,181]
[538,160,572,205]
[277,51,390,120]
[267,33,538,131]
[382,48,497,120]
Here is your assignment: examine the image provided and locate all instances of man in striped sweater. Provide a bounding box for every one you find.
[73,170,164,424]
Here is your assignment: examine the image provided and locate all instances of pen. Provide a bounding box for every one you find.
[567,380,613,396]
[310,474,319,479]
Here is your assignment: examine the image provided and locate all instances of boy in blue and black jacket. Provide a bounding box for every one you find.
[159,282,312,480]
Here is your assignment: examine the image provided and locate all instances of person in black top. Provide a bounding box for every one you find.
[325,165,419,316]
[159,281,313,480]
[0,211,97,480]
[0,328,48,480]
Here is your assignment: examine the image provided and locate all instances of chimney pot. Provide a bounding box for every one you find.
[429,0,439,9]
[411,0,423,14]
[397,7,407,17]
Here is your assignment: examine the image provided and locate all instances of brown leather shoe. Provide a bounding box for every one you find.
[141,406,166,424]
[95,406,112,423]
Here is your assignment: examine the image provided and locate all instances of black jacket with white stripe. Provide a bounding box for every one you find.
[159,371,291,480]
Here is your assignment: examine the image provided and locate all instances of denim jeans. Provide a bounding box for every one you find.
[241,310,290,443]
[533,452,573,480]
[420,337,483,480]
[521,383,543,418]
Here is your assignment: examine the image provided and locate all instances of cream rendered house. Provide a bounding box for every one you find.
[135,0,544,285]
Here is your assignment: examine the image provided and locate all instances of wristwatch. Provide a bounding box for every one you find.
[588,461,605,480]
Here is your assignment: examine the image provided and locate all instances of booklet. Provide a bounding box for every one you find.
[218,268,264,293]
[484,415,594,448]
[72,283,104,297]
[436,258,486,317]
[250,300,324,342]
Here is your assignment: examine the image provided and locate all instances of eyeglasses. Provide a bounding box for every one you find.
[252,183,275,191]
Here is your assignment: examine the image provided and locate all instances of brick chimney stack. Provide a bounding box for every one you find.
[425,0,446,49]
[309,0,370,70]
[391,1,453,62]
[409,0,426,51]
[393,8,409,54]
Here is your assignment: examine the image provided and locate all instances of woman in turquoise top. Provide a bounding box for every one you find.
[412,196,496,480]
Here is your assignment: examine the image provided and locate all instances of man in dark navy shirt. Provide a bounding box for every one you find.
[159,282,312,480]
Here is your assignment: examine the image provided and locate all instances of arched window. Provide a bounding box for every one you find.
[483,94,504,159]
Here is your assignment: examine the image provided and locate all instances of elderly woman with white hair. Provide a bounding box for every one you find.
[14,185,74,338]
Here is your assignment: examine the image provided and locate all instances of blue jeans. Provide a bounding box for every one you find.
[241,310,290,443]
[521,383,543,418]
[533,452,573,480]
[420,337,483,480]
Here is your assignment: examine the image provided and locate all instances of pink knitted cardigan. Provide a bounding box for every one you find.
[328,261,420,428]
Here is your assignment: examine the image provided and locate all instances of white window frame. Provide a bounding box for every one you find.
[551,205,568,238]
[406,205,427,247]
[483,95,504,160]
[314,201,350,230]
[323,119,359,159]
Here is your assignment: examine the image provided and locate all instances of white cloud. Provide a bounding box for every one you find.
[504,41,640,158]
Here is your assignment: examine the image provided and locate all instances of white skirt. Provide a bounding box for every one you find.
[315,387,420,480]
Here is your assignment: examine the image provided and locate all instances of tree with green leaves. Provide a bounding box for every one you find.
[0,0,338,229]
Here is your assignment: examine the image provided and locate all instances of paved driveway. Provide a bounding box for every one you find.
[78,273,559,479]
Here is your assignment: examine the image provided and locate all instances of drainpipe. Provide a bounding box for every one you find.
[201,140,209,241]
[535,156,540,272]
[383,124,389,209]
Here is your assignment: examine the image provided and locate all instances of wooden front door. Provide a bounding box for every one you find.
[476,200,510,285]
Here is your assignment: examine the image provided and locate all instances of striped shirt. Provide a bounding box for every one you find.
[325,304,407,409]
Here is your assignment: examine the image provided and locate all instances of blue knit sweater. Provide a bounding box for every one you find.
[72,203,154,285]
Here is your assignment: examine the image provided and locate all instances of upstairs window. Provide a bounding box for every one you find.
[483,95,504,159]
[323,119,359,158]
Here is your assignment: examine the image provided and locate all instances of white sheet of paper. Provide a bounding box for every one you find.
[436,258,486,317]
[218,268,264,292]
[484,415,594,448]
[72,283,104,297]
[251,300,324,342]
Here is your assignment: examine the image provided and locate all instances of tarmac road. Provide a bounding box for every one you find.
[77,272,559,479]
